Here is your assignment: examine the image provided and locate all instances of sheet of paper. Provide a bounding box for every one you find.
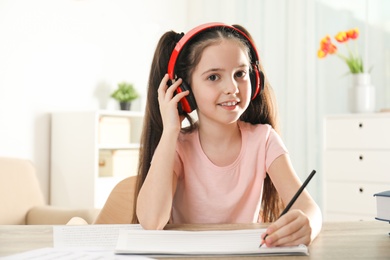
[1,247,151,260]
[53,224,143,250]
[115,228,308,256]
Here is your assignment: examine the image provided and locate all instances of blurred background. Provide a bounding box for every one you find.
[0,0,389,211]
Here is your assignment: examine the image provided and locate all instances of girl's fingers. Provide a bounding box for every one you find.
[268,223,310,247]
[172,88,189,103]
[275,229,310,247]
[158,76,189,111]
[157,74,170,102]
[165,78,183,98]
[158,75,184,102]
[262,210,311,247]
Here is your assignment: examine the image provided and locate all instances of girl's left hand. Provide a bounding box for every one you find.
[260,209,312,247]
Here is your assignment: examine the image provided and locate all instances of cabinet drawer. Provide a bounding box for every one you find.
[324,117,390,149]
[324,181,389,215]
[324,151,390,182]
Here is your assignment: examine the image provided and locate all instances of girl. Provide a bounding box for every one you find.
[134,22,322,247]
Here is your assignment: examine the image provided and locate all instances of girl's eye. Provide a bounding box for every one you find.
[208,74,220,81]
[235,70,247,78]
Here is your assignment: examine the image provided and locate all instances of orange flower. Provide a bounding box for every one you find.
[317,27,363,74]
[346,28,359,39]
[317,35,337,58]
[317,49,326,58]
[335,31,348,43]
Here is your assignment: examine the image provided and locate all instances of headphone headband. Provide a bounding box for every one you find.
[167,22,260,80]
[166,22,263,114]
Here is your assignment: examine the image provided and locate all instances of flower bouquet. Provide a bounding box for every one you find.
[317,28,364,74]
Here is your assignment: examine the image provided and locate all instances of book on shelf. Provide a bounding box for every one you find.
[374,190,390,222]
[115,229,308,256]
[98,149,139,177]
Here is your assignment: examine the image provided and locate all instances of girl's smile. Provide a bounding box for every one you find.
[218,100,241,110]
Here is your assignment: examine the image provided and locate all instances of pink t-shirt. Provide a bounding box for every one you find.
[171,121,288,224]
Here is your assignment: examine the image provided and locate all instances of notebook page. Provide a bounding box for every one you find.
[115,229,308,256]
[53,224,143,250]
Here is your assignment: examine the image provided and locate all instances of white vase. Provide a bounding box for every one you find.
[350,73,376,113]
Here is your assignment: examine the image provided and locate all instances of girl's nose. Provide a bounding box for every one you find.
[224,77,239,95]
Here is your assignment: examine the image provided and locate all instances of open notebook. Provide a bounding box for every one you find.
[115,229,308,256]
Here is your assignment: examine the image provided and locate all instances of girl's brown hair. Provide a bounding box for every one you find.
[132,24,283,224]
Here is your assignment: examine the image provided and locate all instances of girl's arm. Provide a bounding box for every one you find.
[136,75,188,230]
[136,129,178,230]
[261,154,322,247]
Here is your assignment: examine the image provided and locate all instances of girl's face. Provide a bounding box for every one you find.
[191,39,251,125]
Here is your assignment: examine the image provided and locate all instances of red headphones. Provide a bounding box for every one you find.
[167,22,264,114]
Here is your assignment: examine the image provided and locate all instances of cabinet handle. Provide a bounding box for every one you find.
[358,122,363,128]
[359,155,364,161]
[359,187,364,193]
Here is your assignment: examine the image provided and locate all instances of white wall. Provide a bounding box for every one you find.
[0,0,389,209]
[0,0,187,201]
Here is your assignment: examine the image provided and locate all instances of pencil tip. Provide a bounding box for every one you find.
[259,233,268,248]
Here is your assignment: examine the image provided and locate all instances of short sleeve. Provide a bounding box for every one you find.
[265,128,288,170]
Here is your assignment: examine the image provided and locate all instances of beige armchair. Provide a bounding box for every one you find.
[0,156,100,225]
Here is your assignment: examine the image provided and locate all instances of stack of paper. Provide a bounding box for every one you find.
[115,229,308,256]
[54,224,143,250]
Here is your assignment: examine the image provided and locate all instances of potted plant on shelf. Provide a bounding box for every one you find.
[110,82,139,110]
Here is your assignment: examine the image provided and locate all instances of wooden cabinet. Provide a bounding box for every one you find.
[50,110,143,208]
[323,113,390,221]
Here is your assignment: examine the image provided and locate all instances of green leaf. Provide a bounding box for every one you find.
[111,82,139,102]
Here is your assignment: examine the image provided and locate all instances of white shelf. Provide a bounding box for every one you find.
[97,109,144,117]
[50,110,144,209]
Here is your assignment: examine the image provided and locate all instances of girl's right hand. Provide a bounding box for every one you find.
[157,74,189,133]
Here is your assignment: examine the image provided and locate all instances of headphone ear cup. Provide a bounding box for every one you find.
[259,70,265,92]
[249,66,264,99]
[176,81,197,114]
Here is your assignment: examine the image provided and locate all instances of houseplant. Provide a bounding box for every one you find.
[111,82,139,110]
